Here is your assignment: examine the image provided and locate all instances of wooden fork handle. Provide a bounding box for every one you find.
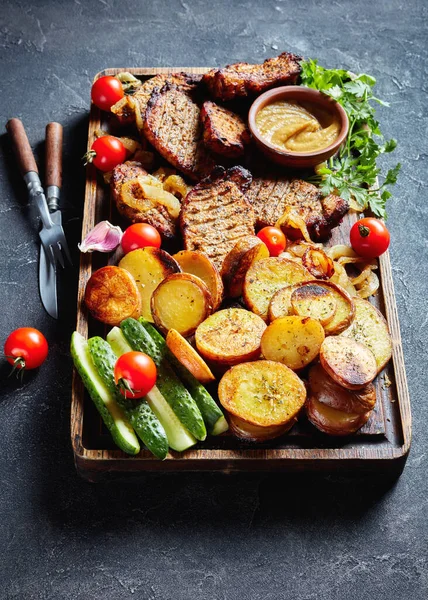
[6,118,38,176]
[45,122,63,188]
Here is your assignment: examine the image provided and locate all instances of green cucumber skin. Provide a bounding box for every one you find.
[70,332,140,456]
[140,319,227,435]
[87,336,169,460]
[120,319,207,441]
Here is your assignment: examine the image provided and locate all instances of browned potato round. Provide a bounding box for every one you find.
[291,282,337,326]
[308,363,376,415]
[261,316,325,370]
[218,360,306,441]
[268,284,300,321]
[173,250,224,311]
[151,273,213,336]
[306,395,371,436]
[166,329,215,384]
[84,266,140,325]
[243,258,312,321]
[320,336,377,390]
[340,297,392,372]
[195,308,266,366]
[321,282,355,335]
[221,236,269,298]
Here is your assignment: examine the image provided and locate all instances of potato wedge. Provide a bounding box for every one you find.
[306,395,371,436]
[218,360,306,441]
[243,258,312,321]
[340,297,392,372]
[308,363,376,414]
[221,236,269,298]
[173,250,224,311]
[321,282,356,335]
[84,266,140,326]
[320,336,377,390]
[166,329,215,384]
[268,284,300,321]
[151,273,213,337]
[261,316,325,370]
[291,282,337,326]
[119,247,181,322]
[195,308,266,366]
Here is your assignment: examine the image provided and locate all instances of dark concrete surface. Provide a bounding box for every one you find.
[0,0,427,598]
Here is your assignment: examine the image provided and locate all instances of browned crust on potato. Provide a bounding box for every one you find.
[320,336,377,390]
[166,329,215,384]
[173,250,224,311]
[268,284,300,321]
[200,101,251,158]
[84,266,140,326]
[290,282,337,326]
[221,236,269,298]
[306,395,371,436]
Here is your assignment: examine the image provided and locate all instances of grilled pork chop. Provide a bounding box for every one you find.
[143,84,215,181]
[200,101,251,158]
[246,176,349,241]
[202,52,302,102]
[180,166,255,270]
[111,161,177,240]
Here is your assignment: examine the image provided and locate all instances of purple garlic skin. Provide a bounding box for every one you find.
[78,221,123,253]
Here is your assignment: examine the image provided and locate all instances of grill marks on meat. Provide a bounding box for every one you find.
[180,166,255,269]
[246,176,349,241]
[143,85,215,181]
[200,101,251,158]
[202,52,302,102]
[110,161,177,239]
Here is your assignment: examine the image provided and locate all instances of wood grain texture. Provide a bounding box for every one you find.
[71,68,411,478]
[45,122,63,187]
[6,118,38,175]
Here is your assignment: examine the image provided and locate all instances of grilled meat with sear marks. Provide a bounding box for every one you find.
[200,101,251,158]
[143,84,215,181]
[202,52,302,102]
[180,166,255,270]
[246,176,349,241]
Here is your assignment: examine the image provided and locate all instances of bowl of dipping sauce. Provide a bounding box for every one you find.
[248,86,349,168]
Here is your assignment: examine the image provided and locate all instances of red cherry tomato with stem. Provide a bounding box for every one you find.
[121,223,162,254]
[114,352,157,399]
[350,218,390,258]
[91,76,124,111]
[4,327,48,375]
[257,226,287,257]
[85,136,127,172]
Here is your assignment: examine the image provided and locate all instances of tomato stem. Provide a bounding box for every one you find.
[5,355,26,381]
[117,377,135,397]
[358,224,371,238]
[82,150,96,166]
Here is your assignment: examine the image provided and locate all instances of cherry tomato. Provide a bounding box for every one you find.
[114,352,157,399]
[91,76,124,111]
[350,218,390,258]
[121,223,162,254]
[87,136,127,172]
[4,327,48,371]
[257,226,286,257]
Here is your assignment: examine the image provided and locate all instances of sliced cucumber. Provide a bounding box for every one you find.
[120,318,207,441]
[107,327,197,452]
[88,336,169,460]
[70,331,140,456]
[140,319,228,436]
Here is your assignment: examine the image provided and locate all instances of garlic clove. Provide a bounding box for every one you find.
[78,221,123,253]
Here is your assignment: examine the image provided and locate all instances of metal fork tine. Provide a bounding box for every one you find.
[59,236,73,266]
[52,242,65,268]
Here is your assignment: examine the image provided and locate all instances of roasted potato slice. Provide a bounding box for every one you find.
[268,284,300,321]
[151,273,213,337]
[195,308,266,366]
[308,363,376,414]
[218,360,306,441]
[84,266,140,326]
[173,250,224,311]
[243,258,312,321]
[340,297,392,372]
[166,329,215,384]
[119,247,181,322]
[291,282,337,326]
[261,316,325,370]
[306,395,371,436]
[322,282,355,335]
[320,336,377,390]
[221,236,269,298]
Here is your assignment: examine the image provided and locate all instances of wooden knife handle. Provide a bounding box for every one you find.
[45,122,63,188]
[6,118,38,176]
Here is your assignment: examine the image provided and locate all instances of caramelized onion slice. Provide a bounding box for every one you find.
[302,247,335,280]
[275,208,312,243]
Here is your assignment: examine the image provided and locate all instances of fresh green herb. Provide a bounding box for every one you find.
[300,58,401,218]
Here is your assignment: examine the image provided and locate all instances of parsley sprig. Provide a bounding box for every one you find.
[300,59,401,218]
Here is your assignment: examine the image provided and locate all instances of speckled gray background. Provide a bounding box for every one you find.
[1,0,427,598]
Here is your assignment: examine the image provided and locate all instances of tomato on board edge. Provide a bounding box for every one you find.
[121,223,162,254]
[350,218,390,258]
[91,76,124,111]
[114,352,157,399]
[86,136,127,172]
[257,226,287,257]
[4,327,48,371]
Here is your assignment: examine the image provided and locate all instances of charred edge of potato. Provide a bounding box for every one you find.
[320,336,378,390]
[290,282,337,326]
[166,329,215,384]
[173,250,224,312]
[221,237,269,299]
[306,395,371,436]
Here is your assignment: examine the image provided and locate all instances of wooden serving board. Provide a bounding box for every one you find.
[71,67,411,481]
